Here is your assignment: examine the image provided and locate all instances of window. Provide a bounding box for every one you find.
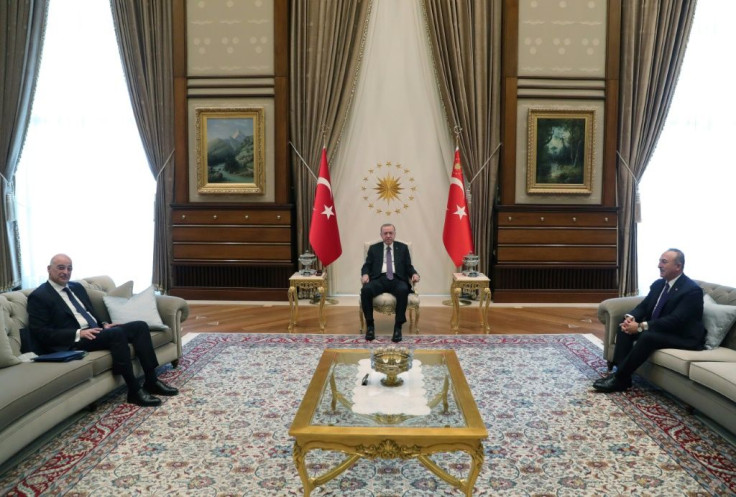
[637,2,736,288]
[15,0,155,289]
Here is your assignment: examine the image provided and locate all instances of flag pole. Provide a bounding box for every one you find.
[463,142,502,212]
[288,141,319,183]
[467,142,502,186]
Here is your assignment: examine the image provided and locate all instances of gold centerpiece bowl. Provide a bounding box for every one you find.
[371,346,413,387]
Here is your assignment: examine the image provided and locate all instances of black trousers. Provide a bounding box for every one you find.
[360,274,411,326]
[74,320,159,392]
[613,328,700,379]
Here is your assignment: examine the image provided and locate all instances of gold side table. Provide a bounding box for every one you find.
[450,272,491,334]
[288,272,327,333]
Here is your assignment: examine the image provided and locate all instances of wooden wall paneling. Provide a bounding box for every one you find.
[173,0,188,205]
[500,0,519,206]
[492,1,621,302]
[497,229,617,245]
[172,244,291,261]
[603,0,622,207]
[169,1,295,300]
[172,227,292,243]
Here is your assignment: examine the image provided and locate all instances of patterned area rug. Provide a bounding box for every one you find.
[1,333,734,496]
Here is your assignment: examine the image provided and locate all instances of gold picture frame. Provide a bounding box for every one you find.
[527,108,595,194]
[195,106,265,194]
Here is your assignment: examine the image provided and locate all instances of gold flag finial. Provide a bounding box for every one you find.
[453,125,462,148]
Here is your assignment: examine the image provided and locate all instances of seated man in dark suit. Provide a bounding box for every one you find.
[594,248,705,392]
[27,253,179,407]
[360,223,420,343]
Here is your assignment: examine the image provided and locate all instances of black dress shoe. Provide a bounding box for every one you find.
[365,325,375,341]
[593,374,631,393]
[392,326,402,343]
[144,379,179,396]
[127,389,162,407]
[593,376,610,387]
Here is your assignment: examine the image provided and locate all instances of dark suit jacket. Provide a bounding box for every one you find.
[361,241,418,282]
[27,281,102,353]
[630,273,705,347]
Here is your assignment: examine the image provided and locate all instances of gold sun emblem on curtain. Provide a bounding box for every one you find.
[362,161,417,215]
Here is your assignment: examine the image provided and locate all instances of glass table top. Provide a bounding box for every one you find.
[306,349,470,429]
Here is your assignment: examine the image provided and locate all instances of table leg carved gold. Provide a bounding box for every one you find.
[293,439,484,497]
[288,272,327,333]
[450,274,491,334]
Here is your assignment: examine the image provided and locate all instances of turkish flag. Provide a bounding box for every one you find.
[442,148,474,266]
[309,147,342,266]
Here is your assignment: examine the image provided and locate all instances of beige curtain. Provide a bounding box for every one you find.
[618,0,697,296]
[0,0,48,291]
[290,0,372,257]
[421,0,502,276]
[110,0,175,291]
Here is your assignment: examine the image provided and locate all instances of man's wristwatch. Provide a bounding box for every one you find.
[642,321,648,331]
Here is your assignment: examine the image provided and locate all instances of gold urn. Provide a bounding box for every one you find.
[370,346,413,387]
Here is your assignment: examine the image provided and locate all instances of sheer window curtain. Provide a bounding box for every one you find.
[637,2,736,288]
[16,0,155,289]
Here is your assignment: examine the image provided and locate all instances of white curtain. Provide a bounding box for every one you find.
[637,1,736,288]
[15,0,155,290]
[331,0,456,296]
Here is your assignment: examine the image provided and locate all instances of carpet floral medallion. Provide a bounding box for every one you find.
[1,333,735,496]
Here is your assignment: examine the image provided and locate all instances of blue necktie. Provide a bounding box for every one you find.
[651,283,670,320]
[63,287,99,329]
[386,246,394,280]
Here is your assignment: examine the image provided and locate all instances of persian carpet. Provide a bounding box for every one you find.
[1,333,734,496]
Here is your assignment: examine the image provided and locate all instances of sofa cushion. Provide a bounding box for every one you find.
[702,294,736,350]
[689,362,736,403]
[648,347,736,375]
[0,325,20,368]
[104,285,166,330]
[0,361,92,432]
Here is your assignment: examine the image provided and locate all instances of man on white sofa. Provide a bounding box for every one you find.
[594,248,705,392]
[28,253,179,407]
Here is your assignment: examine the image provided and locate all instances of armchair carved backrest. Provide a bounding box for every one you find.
[358,240,420,334]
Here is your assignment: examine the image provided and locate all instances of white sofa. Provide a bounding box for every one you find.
[598,280,736,434]
[0,276,189,466]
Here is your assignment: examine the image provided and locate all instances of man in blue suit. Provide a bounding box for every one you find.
[594,248,705,392]
[361,224,420,342]
[28,254,179,407]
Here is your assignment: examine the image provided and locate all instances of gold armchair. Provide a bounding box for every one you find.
[358,241,420,334]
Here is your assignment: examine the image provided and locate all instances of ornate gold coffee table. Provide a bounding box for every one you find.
[289,348,487,496]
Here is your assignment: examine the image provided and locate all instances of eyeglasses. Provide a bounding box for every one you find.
[54,265,73,271]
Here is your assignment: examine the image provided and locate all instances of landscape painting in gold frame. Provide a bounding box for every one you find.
[196,106,265,194]
[527,108,594,194]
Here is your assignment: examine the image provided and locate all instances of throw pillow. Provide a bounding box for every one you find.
[85,280,135,324]
[103,285,167,330]
[702,294,736,350]
[0,327,21,368]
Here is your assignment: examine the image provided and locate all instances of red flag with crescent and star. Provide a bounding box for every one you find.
[442,147,474,266]
[309,147,342,266]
